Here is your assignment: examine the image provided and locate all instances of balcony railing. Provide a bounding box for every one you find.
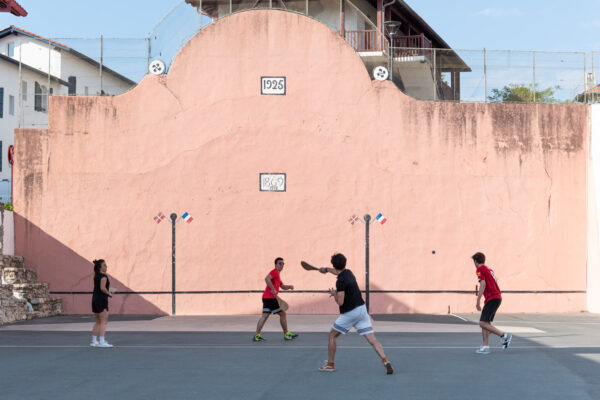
[390,34,433,61]
[345,30,380,52]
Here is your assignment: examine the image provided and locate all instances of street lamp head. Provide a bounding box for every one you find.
[170,213,178,221]
[384,20,402,36]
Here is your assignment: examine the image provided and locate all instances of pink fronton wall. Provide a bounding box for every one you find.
[13,11,588,314]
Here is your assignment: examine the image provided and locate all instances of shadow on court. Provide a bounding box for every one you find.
[0,314,599,400]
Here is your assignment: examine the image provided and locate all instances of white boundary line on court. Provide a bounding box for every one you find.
[449,314,469,322]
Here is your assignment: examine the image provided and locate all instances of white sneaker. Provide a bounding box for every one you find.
[90,341,99,347]
[475,346,490,354]
[501,333,512,349]
[97,342,113,348]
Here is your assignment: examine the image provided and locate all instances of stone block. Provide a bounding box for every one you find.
[2,268,37,285]
[12,283,49,300]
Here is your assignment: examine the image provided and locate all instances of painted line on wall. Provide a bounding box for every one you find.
[50,290,587,295]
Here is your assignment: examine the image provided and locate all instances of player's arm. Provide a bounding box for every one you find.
[328,288,345,305]
[281,284,294,290]
[100,277,112,297]
[319,267,337,274]
[265,274,276,295]
[476,280,486,310]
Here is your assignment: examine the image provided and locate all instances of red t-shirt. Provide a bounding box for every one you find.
[262,269,283,299]
[476,265,502,303]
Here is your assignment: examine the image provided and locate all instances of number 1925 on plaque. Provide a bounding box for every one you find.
[261,76,286,95]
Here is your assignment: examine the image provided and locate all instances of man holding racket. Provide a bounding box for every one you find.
[253,257,299,342]
[317,253,393,374]
[473,252,512,354]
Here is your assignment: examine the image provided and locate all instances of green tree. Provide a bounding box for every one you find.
[487,83,560,103]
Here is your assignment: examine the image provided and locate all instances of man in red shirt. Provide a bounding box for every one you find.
[253,257,299,342]
[473,252,512,354]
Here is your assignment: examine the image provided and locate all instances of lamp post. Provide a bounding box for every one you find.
[384,21,401,82]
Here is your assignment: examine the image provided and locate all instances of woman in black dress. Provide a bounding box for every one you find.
[91,259,113,348]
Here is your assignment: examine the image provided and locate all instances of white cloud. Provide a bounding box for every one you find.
[476,8,522,17]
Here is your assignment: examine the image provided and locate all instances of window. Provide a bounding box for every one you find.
[21,81,27,102]
[9,95,14,116]
[34,81,42,112]
[84,86,89,96]
[0,87,3,118]
[41,85,48,112]
[68,76,76,95]
[7,43,14,57]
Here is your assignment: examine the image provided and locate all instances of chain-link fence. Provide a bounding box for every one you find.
[387,46,588,104]
[9,3,600,129]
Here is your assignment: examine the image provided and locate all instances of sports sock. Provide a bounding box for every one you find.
[92,336,97,342]
[382,357,389,364]
[99,336,106,344]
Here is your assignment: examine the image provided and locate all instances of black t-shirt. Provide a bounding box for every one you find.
[335,269,364,314]
[92,273,110,300]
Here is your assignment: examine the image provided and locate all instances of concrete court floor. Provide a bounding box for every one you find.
[0,313,599,400]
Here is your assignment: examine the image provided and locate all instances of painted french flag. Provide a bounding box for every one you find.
[375,213,387,224]
[182,212,194,223]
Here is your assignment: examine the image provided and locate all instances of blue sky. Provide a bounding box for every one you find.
[1,0,598,51]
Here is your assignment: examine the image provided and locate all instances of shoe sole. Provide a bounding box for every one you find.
[319,368,336,372]
[384,363,394,375]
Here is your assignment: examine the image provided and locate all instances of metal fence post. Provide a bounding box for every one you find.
[170,213,177,315]
[99,35,104,95]
[433,48,437,100]
[532,51,536,103]
[364,214,371,312]
[483,48,487,102]
[47,39,51,104]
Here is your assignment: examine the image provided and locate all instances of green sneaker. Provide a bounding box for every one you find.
[253,334,266,342]
[284,331,299,340]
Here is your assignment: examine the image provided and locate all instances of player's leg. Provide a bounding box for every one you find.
[278,311,299,340]
[320,314,350,371]
[356,306,393,374]
[97,310,113,347]
[326,329,341,364]
[278,310,288,333]
[91,312,100,346]
[477,299,503,353]
[255,312,270,335]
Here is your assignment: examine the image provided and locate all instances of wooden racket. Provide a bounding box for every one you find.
[276,295,289,312]
[300,261,320,271]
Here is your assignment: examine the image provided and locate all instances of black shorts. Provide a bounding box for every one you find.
[92,298,109,314]
[480,298,501,322]
[262,298,282,314]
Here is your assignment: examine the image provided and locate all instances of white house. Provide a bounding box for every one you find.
[0,26,136,201]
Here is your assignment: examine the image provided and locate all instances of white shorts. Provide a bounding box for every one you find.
[332,304,373,336]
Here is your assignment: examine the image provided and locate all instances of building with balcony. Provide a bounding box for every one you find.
[185,0,470,101]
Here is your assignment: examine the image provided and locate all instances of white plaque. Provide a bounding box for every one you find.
[261,77,286,95]
[260,173,286,192]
